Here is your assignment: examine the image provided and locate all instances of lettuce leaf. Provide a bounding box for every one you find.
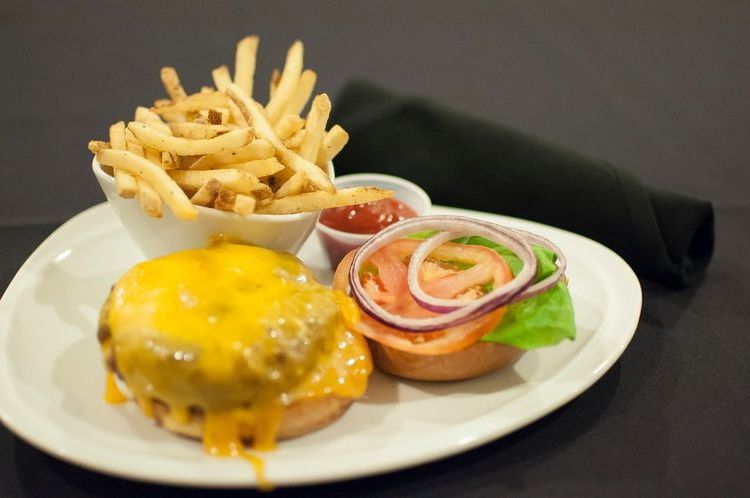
[407,232,576,349]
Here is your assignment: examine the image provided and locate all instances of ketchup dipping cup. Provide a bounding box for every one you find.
[316,173,431,268]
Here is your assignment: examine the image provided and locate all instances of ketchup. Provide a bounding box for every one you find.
[319,198,418,234]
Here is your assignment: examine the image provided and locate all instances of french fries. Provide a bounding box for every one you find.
[109,122,138,199]
[234,35,259,97]
[128,122,251,155]
[274,114,305,140]
[160,67,187,101]
[97,149,198,219]
[256,187,392,215]
[190,178,222,206]
[211,65,232,92]
[265,41,303,123]
[298,94,331,162]
[316,124,349,167]
[89,35,391,219]
[227,84,335,193]
[189,138,274,169]
[282,69,317,117]
[167,169,272,198]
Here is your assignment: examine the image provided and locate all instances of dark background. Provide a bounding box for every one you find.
[1,1,749,497]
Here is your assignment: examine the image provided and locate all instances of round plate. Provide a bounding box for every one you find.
[0,203,641,488]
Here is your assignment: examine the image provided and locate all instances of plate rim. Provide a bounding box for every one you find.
[0,202,642,488]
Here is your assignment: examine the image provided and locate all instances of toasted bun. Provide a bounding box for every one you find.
[368,339,524,381]
[153,396,354,441]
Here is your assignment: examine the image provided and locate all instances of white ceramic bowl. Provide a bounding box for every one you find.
[316,173,432,268]
[92,158,322,258]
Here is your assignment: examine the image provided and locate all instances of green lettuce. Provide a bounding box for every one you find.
[407,233,576,349]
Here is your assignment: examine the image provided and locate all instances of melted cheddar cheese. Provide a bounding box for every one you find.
[100,243,371,487]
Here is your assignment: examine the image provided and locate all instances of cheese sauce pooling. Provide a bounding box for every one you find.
[101,243,371,487]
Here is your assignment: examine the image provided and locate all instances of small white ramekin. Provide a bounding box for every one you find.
[316,173,432,268]
[92,158,322,259]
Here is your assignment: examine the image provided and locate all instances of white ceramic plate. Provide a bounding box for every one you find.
[0,203,641,488]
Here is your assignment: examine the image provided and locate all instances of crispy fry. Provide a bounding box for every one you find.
[200,86,215,93]
[264,41,303,123]
[207,108,229,125]
[189,138,274,169]
[134,106,173,135]
[275,171,306,198]
[211,65,232,92]
[160,67,187,101]
[169,122,230,139]
[233,194,256,215]
[225,158,284,177]
[151,92,230,115]
[214,187,237,211]
[161,151,177,169]
[269,68,281,99]
[136,179,163,217]
[273,114,304,140]
[97,149,198,219]
[316,124,349,167]
[145,147,162,167]
[128,122,251,155]
[281,69,317,117]
[227,84,334,192]
[189,178,222,206]
[167,169,272,198]
[256,187,392,214]
[234,35,259,97]
[109,122,137,198]
[283,129,305,149]
[298,93,331,162]
[88,140,109,154]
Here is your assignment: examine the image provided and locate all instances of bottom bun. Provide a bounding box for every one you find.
[369,340,524,381]
[152,396,354,441]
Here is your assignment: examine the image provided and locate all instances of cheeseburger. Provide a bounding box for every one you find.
[98,243,371,475]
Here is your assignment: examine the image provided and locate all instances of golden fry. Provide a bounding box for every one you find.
[167,168,272,198]
[264,41,303,123]
[227,84,334,192]
[160,66,187,101]
[189,178,222,206]
[298,94,331,162]
[316,124,349,167]
[281,69,317,117]
[134,106,173,135]
[273,114,304,140]
[214,187,237,211]
[169,122,230,140]
[88,140,109,154]
[151,92,229,115]
[109,122,137,198]
[269,68,281,99]
[136,178,163,217]
[207,108,229,125]
[211,65,232,92]
[128,122,251,155]
[283,129,305,149]
[189,138,274,169]
[225,158,284,177]
[97,149,198,219]
[233,194,256,215]
[234,35,259,97]
[275,171,306,198]
[161,151,177,169]
[256,187,392,214]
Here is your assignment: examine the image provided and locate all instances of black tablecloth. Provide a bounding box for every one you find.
[1,1,749,497]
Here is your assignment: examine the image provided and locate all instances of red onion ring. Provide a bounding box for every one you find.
[348,216,538,332]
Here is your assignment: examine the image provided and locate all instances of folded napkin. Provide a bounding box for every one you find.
[330,81,714,287]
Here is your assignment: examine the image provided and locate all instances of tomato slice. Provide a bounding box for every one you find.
[333,238,512,355]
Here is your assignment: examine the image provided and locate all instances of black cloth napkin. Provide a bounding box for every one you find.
[330,81,714,288]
